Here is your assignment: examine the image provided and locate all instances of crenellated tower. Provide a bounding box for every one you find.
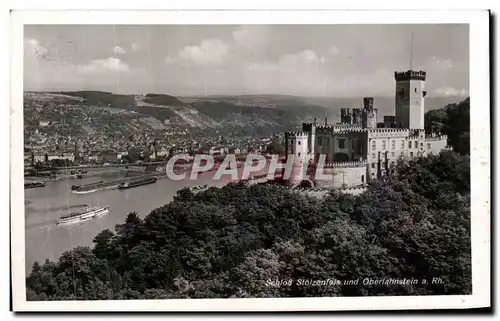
[352,108,362,126]
[394,70,427,129]
[285,132,309,165]
[340,108,352,125]
[361,97,377,129]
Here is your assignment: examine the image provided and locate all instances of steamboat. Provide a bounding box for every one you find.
[56,206,109,226]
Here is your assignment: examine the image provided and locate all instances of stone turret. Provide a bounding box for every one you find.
[352,108,362,126]
[361,97,377,129]
[340,108,352,125]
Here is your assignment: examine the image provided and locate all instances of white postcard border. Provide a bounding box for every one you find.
[10,9,490,311]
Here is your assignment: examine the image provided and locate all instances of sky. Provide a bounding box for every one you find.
[24,24,469,97]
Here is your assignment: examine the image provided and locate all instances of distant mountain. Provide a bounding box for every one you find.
[25,91,468,137]
[55,91,136,109]
[32,91,330,134]
[143,94,185,106]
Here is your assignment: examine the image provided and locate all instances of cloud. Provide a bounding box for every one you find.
[77,57,130,74]
[113,45,127,55]
[278,50,326,65]
[178,39,228,64]
[232,25,270,50]
[164,56,175,64]
[25,38,49,58]
[328,45,341,56]
[434,87,469,97]
[245,50,326,73]
[431,56,453,70]
[130,43,140,51]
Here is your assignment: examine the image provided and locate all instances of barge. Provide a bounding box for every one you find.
[72,180,124,194]
[71,180,104,191]
[118,177,158,189]
[24,181,46,189]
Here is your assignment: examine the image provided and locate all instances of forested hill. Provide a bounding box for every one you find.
[425,97,470,155]
[26,151,471,300]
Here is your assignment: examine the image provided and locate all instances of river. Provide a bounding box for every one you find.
[24,164,273,274]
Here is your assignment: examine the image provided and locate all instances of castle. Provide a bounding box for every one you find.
[284,69,451,189]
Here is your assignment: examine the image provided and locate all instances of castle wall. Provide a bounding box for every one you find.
[425,135,449,155]
[315,163,367,189]
[367,129,409,179]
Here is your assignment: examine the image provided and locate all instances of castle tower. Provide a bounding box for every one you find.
[284,132,310,186]
[361,97,377,129]
[352,108,362,126]
[394,70,427,129]
[285,132,309,165]
[384,115,396,128]
[340,108,352,125]
[302,122,316,161]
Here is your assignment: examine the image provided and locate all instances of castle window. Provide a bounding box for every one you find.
[338,139,345,149]
[408,141,412,149]
[371,163,375,169]
[391,152,395,157]
[401,140,405,149]
[372,141,376,151]
[382,141,386,150]
[361,175,364,183]
[414,88,417,93]
[427,143,431,149]
[298,152,301,157]
[410,152,413,157]
[415,141,418,148]
[392,140,395,149]
[298,141,301,145]
[372,153,375,159]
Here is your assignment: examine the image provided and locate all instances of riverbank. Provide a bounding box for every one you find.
[25,168,144,183]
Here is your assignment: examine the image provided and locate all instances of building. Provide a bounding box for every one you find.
[46,152,75,163]
[284,69,451,188]
[100,150,119,163]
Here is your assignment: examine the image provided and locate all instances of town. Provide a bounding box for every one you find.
[23,93,283,179]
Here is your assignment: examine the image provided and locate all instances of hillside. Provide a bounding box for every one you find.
[143,94,185,106]
[25,91,469,138]
[424,97,470,155]
[56,91,136,109]
[25,91,332,135]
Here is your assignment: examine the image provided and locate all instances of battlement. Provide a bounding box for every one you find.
[316,160,368,168]
[368,128,409,134]
[315,125,335,132]
[338,186,368,196]
[333,128,367,135]
[333,124,364,130]
[395,70,427,81]
[285,131,309,137]
[425,134,448,141]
